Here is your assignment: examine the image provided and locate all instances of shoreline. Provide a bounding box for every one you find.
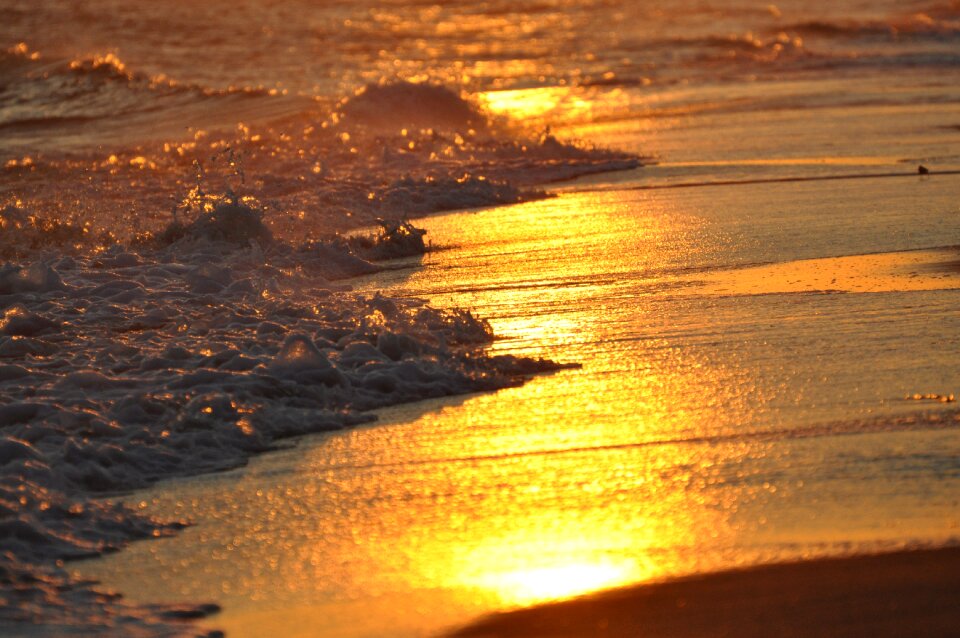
[685,246,960,296]
[450,546,960,638]
[66,176,960,638]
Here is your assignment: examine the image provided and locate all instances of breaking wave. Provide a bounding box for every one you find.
[334,81,490,134]
[0,51,632,636]
[0,54,641,253]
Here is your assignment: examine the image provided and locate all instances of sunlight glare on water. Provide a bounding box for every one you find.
[42,0,960,634]
[480,86,602,124]
[75,176,960,638]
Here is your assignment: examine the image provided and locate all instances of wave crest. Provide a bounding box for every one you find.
[778,4,960,40]
[334,81,489,134]
[0,45,284,149]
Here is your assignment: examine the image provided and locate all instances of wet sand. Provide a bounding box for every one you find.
[687,248,960,296]
[74,180,960,638]
[450,547,960,638]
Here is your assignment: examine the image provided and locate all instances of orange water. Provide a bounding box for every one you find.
[29,0,960,635]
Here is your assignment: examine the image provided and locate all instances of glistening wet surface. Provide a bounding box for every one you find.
[7,0,960,634]
[77,172,960,638]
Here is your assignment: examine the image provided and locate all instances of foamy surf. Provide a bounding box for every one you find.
[5,0,960,635]
[0,68,626,634]
[1,50,641,245]
[0,195,578,634]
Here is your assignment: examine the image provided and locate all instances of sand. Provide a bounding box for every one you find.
[450,547,960,638]
[685,248,960,297]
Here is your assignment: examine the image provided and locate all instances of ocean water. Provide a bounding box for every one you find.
[3,0,960,636]
[81,179,960,638]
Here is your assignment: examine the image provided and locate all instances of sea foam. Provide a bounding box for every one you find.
[0,207,564,635]
[1,70,620,634]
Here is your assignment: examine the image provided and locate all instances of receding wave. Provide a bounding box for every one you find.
[0,69,644,632]
[0,63,644,624]
[0,41,652,630]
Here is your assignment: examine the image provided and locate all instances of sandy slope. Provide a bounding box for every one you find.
[450,547,960,638]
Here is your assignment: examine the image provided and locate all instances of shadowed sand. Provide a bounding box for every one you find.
[449,547,960,638]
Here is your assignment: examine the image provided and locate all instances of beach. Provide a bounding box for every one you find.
[73,173,960,638]
[452,547,960,638]
[2,1,960,636]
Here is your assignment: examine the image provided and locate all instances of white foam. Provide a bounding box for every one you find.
[0,72,632,634]
[0,229,564,633]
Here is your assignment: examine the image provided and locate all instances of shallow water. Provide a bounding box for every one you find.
[77,169,960,637]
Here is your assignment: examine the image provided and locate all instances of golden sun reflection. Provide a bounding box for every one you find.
[473,562,636,606]
[480,86,593,122]
[328,191,773,616]
[76,190,778,638]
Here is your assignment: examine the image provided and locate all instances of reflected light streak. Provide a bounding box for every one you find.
[481,86,593,123]
[76,189,774,638]
[474,562,636,606]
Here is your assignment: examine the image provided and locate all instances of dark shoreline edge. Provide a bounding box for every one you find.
[449,546,960,638]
